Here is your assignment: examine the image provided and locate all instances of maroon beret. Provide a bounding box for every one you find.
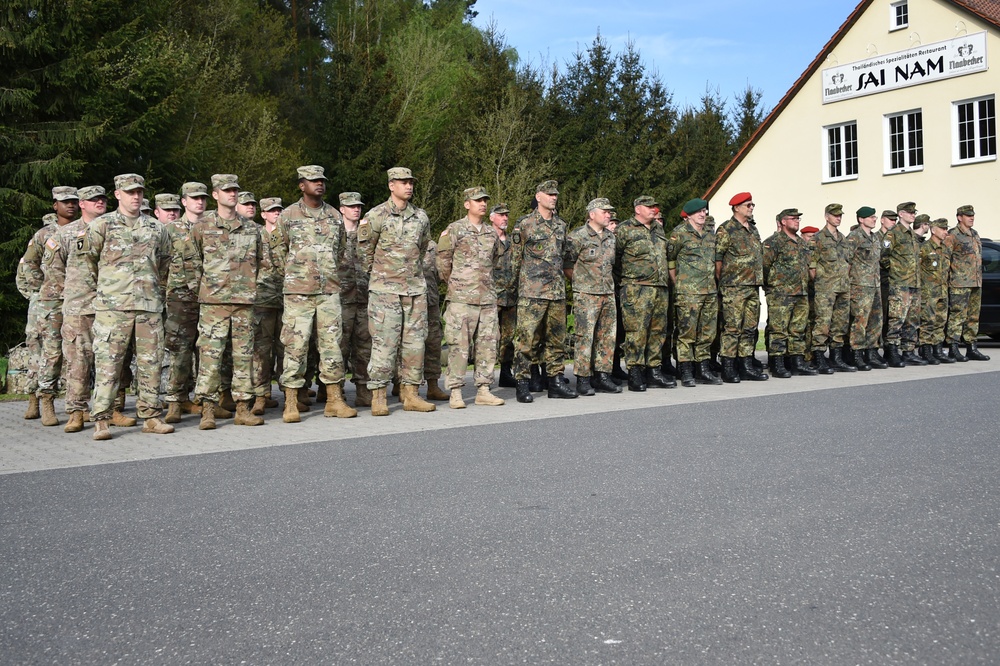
[728,192,752,206]
[800,226,820,234]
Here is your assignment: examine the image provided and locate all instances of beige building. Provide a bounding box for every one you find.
[708,0,998,241]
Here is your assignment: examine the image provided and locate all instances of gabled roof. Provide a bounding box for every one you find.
[705,0,1000,200]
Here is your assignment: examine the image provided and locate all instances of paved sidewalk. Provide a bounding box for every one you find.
[2,357,997,475]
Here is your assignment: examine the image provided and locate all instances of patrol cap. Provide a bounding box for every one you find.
[259,197,283,211]
[914,213,931,227]
[535,179,559,195]
[800,225,820,234]
[682,198,708,215]
[610,211,620,222]
[587,197,614,212]
[777,208,803,219]
[237,191,257,205]
[930,217,949,229]
[387,167,415,181]
[52,186,79,201]
[634,195,659,208]
[154,193,182,210]
[957,204,975,216]
[881,209,899,220]
[77,185,106,201]
[114,173,145,191]
[180,182,209,198]
[297,165,327,181]
[43,213,58,226]
[339,192,364,206]
[490,203,510,215]
[463,186,490,201]
[729,191,752,206]
[856,206,877,218]
[141,198,152,212]
[211,174,239,190]
[896,201,917,213]
[825,203,843,215]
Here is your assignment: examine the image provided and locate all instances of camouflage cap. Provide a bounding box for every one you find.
[490,203,510,215]
[77,185,106,201]
[587,197,614,212]
[180,182,209,198]
[535,179,559,195]
[259,197,283,211]
[682,198,708,215]
[881,209,899,220]
[211,174,239,190]
[610,211,620,222]
[339,192,364,206]
[114,173,145,191]
[52,186,79,201]
[141,198,152,212]
[387,167,415,181]
[463,186,490,201]
[42,213,58,226]
[778,208,803,220]
[856,206,877,217]
[237,191,257,205]
[154,193,182,210]
[800,225,820,234]
[896,201,917,213]
[914,213,931,227]
[297,165,328,181]
[633,195,659,208]
[957,204,975,216]
[930,217,949,229]
[825,203,844,215]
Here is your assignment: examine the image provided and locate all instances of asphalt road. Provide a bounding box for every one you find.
[2,372,999,664]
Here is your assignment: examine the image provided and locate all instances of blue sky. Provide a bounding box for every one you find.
[472,0,861,113]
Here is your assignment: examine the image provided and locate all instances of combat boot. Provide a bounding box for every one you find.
[265,396,279,408]
[401,384,436,411]
[425,379,450,401]
[200,400,218,429]
[678,361,696,388]
[901,348,927,366]
[646,366,675,388]
[948,343,967,362]
[547,375,578,399]
[251,396,267,415]
[720,356,741,384]
[739,356,768,381]
[529,365,545,393]
[165,401,184,423]
[611,364,629,385]
[966,342,990,361]
[24,394,40,420]
[92,419,112,441]
[110,410,137,427]
[323,383,358,418]
[592,372,622,393]
[315,381,327,404]
[142,417,175,434]
[499,363,516,388]
[515,380,534,403]
[282,389,301,423]
[355,383,373,407]
[829,347,855,373]
[474,386,505,406]
[371,387,390,416]
[853,349,871,371]
[790,354,818,376]
[297,387,314,406]
[219,389,238,412]
[627,366,647,392]
[920,344,940,365]
[449,388,466,409]
[866,348,888,369]
[695,360,722,385]
[391,382,400,397]
[813,352,834,375]
[933,343,955,364]
[180,400,201,414]
[885,344,905,368]
[769,355,792,379]
[231,400,262,425]
[64,411,85,433]
[576,376,595,396]
[39,394,59,426]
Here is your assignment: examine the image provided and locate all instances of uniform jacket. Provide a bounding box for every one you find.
[715,217,763,287]
[437,216,506,305]
[614,217,669,287]
[358,199,430,296]
[86,210,171,313]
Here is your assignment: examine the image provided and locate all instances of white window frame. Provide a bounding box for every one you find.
[890,0,908,31]
[883,109,924,175]
[952,94,997,165]
[822,121,859,183]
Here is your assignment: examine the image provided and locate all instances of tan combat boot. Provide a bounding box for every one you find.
[164,401,183,424]
[142,417,175,434]
[283,388,301,423]
[324,383,358,418]
[474,386,505,406]
[251,396,267,416]
[371,387,389,416]
[40,394,60,426]
[199,400,218,430]
[235,400,265,426]
[425,379,449,401]
[180,400,201,414]
[400,384,436,412]
[450,388,466,409]
[92,419,112,441]
[219,389,237,412]
[355,383,372,407]
[264,395,279,408]
[24,395,40,420]
[64,411,86,433]
[110,410,138,427]
[212,403,234,418]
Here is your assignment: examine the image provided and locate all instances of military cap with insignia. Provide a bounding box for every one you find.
[896,201,917,213]
[490,203,510,215]
[387,167,415,181]
[339,192,364,206]
[211,174,240,190]
[52,186,79,201]
[297,165,328,181]
[259,197,283,211]
[77,185,106,201]
[237,191,257,205]
[463,186,490,201]
[114,173,145,191]
[957,204,975,216]
[535,179,559,195]
[825,203,844,215]
[180,182,209,198]
[154,193,182,210]
[633,195,658,208]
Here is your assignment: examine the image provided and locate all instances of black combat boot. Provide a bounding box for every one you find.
[739,356,768,381]
[949,342,968,362]
[813,352,835,375]
[646,366,676,389]
[515,380,533,403]
[830,347,856,372]
[933,343,955,364]
[842,346,857,368]
[627,366,647,392]
[611,364,628,385]
[529,364,545,392]
[901,348,928,366]
[853,348,871,371]
[920,344,940,365]
[678,361,696,387]
[769,355,792,379]
[790,354,818,376]
[547,375,577,399]
[499,363,516,387]
[695,360,723,385]
[967,342,990,361]
[720,356,741,384]
[866,348,888,369]
[593,372,622,394]
[885,344,905,368]
[575,375,595,396]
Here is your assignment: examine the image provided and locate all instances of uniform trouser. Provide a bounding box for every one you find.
[444,302,498,389]
[279,293,346,389]
[946,286,982,344]
[919,287,948,345]
[766,293,809,355]
[675,292,719,363]
[367,292,427,389]
[572,292,616,376]
[849,285,880,350]
[497,305,516,365]
[720,285,761,358]
[253,306,281,396]
[24,295,41,394]
[340,300,371,386]
[164,299,199,402]
[61,313,95,414]
[35,299,63,395]
[423,289,443,381]
[812,289,849,351]
[879,273,890,345]
[621,283,668,368]
[513,297,567,379]
[91,310,163,420]
[885,285,920,350]
[195,303,254,402]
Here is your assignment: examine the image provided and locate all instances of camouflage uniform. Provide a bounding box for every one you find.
[163,216,202,403]
[919,234,951,346]
[809,227,851,352]
[253,224,284,396]
[882,223,921,351]
[422,241,443,383]
[437,216,506,388]
[17,223,61,395]
[845,227,882,350]
[762,231,810,355]
[565,222,616,375]
[667,221,718,363]
[615,217,670,368]
[715,217,764,357]
[493,235,517,366]
[358,198,431,389]
[339,226,371,389]
[946,225,983,344]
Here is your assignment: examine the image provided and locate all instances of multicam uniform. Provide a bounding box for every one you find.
[882,223,921,352]
[845,226,882,351]
[762,231,810,356]
[339,226,371,391]
[564,223,616,376]
[615,216,670,368]
[946,225,984,345]
[21,223,66,398]
[715,217,764,358]
[809,226,851,353]
[163,216,201,404]
[493,234,517,368]
[668,221,717,364]
[253,224,284,398]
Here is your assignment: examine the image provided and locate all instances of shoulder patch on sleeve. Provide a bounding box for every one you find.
[45,237,58,250]
[357,220,371,242]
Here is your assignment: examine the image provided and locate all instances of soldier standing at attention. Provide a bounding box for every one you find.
[358,167,436,415]
[668,198,722,387]
[882,202,926,367]
[236,191,258,220]
[809,203,855,373]
[85,174,173,440]
[763,209,815,378]
[190,174,267,429]
[716,192,768,382]
[272,166,357,423]
[436,186,507,408]
[510,180,577,403]
[250,197,285,414]
[564,197,620,396]
[417,238,450,402]
[947,204,989,361]
[490,203,517,388]
[15,213,59,421]
[338,192,373,408]
[919,217,954,365]
[844,207,885,371]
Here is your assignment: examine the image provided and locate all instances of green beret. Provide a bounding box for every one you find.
[856,206,877,217]
[682,198,708,215]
